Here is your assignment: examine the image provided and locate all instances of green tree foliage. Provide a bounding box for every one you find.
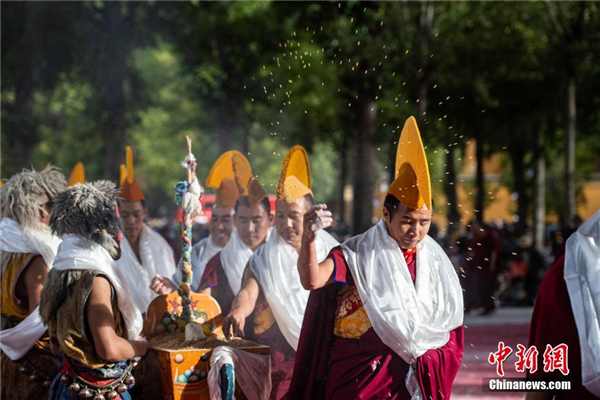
[2,1,599,231]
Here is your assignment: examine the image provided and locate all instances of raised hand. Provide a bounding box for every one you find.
[303,204,333,241]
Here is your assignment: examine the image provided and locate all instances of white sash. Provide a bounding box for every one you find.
[0,218,60,360]
[53,235,143,340]
[341,219,463,364]
[564,210,600,397]
[208,346,271,400]
[117,224,176,312]
[0,218,59,271]
[220,228,256,295]
[250,229,338,350]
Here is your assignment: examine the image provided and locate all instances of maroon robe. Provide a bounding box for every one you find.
[245,293,296,400]
[527,255,597,399]
[288,246,464,400]
[199,252,235,316]
[462,229,501,312]
[201,251,296,399]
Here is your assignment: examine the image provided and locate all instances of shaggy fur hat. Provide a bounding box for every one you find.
[0,167,66,230]
[50,180,122,259]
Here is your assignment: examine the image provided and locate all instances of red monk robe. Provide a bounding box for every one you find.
[202,252,296,399]
[288,246,464,400]
[527,255,597,399]
[199,252,235,316]
[245,292,296,400]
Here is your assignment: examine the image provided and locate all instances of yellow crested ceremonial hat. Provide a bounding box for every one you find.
[119,146,145,202]
[206,151,254,207]
[67,162,85,186]
[119,164,127,186]
[276,145,313,204]
[387,117,432,210]
[247,177,269,208]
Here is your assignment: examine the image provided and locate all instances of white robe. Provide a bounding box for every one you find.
[116,224,176,313]
[0,218,61,360]
[172,236,223,291]
[220,228,271,295]
[564,210,600,397]
[250,229,339,350]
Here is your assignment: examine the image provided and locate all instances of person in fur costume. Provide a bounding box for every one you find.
[40,181,148,400]
[0,167,66,400]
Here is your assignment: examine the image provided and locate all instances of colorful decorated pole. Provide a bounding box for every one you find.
[174,136,203,327]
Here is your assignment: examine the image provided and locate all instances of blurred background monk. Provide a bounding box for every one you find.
[116,147,177,314]
[198,151,273,316]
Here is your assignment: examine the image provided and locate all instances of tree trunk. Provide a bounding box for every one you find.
[418,1,433,117]
[444,146,460,239]
[99,3,131,181]
[338,133,348,225]
[10,73,35,173]
[565,74,576,225]
[533,130,546,250]
[510,144,527,235]
[216,101,236,154]
[352,90,376,234]
[240,118,250,156]
[474,114,485,225]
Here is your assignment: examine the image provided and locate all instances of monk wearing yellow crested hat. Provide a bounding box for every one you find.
[197,151,273,316]
[115,147,177,314]
[150,152,240,295]
[222,146,339,399]
[289,117,465,400]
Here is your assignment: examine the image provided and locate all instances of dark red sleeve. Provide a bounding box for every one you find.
[417,325,464,400]
[328,246,352,284]
[526,256,598,398]
[528,255,581,379]
[200,252,221,289]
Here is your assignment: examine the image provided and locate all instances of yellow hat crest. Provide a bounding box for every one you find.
[119,164,127,186]
[277,145,313,204]
[119,146,145,202]
[387,117,432,210]
[206,151,254,207]
[67,162,85,186]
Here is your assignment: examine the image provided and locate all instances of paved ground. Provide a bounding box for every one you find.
[452,307,533,400]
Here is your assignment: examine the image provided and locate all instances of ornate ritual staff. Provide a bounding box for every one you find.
[174,136,204,327]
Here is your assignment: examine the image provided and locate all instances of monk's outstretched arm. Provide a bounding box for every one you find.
[298,204,334,290]
[222,264,259,338]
